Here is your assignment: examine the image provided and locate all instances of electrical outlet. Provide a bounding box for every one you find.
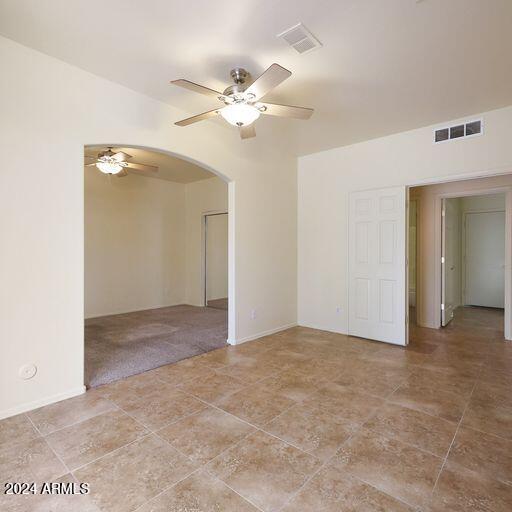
[250,309,257,320]
[336,307,342,314]
[19,363,37,380]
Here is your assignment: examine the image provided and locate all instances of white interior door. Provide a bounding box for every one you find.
[441,199,461,326]
[465,211,505,308]
[349,187,407,345]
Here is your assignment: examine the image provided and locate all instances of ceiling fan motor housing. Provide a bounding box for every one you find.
[222,68,256,102]
[230,68,249,84]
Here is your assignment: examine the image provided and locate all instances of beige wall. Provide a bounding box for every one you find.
[185,177,228,306]
[1,36,297,419]
[461,193,505,212]
[298,105,512,334]
[85,170,187,318]
[85,172,227,318]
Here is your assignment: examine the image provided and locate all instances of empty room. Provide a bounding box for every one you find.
[1,1,512,511]
[84,146,229,387]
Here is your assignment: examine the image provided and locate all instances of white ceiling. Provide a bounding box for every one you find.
[85,146,215,183]
[1,0,512,155]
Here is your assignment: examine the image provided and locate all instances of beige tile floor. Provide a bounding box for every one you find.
[1,307,512,511]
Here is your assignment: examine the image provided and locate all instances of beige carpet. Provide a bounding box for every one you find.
[85,304,227,388]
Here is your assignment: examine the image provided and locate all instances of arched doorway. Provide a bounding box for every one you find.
[83,144,234,387]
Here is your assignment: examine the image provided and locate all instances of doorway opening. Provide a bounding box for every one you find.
[442,194,505,327]
[84,145,231,388]
[409,176,512,343]
[204,212,228,310]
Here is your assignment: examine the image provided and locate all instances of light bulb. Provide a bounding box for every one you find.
[96,161,123,174]
[220,103,260,127]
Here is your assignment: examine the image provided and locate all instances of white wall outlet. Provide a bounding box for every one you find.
[250,309,257,320]
[19,363,37,380]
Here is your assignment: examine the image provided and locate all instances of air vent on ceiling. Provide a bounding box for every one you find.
[277,23,322,54]
[434,119,483,144]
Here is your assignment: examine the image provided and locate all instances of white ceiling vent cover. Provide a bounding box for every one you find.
[277,23,322,54]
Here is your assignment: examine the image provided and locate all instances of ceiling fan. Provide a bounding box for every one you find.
[84,148,158,177]
[171,63,313,139]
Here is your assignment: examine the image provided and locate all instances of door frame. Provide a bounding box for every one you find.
[408,193,422,325]
[462,208,506,307]
[202,210,228,307]
[430,186,512,339]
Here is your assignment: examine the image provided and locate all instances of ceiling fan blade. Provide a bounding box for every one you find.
[125,162,158,173]
[239,124,256,140]
[112,151,132,162]
[114,169,129,178]
[84,162,97,167]
[171,79,225,100]
[175,108,221,127]
[245,63,292,101]
[257,102,314,120]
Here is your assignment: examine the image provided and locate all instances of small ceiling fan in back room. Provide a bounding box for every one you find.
[84,148,159,177]
[170,63,314,139]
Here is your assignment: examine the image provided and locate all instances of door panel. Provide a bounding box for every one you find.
[441,199,461,326]
[349,187,407,345]
[465,211,505,308]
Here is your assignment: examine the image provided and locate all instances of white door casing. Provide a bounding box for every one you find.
[464,211,505,308]
[349,187,407,345]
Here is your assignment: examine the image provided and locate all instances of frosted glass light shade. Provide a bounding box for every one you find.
[220,103,260,126]
[96,161,123,174]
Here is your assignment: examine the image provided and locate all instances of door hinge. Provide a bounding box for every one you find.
[441,256,445,264]
[441,303,445,311]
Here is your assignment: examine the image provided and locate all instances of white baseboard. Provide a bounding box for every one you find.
[229,323,297,345]
[0,386,86,420]
[85,301,187,320]
[297,322,348,335]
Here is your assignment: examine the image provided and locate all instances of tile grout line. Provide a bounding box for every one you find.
[64,396,213,512]
[273,428,362,512]
[38,398,197,476]
[345,472,425,511]
[43,360,295,483]
[25,413,73,480]
[130,467,203,512]
[271,399,422,512]
[8,324,509,511]
[179,389,312,454]
[430,375,479,496]
[70,431,155,475]
[208,472,268,512]
[33,402,122,437]
[101,399,203,465]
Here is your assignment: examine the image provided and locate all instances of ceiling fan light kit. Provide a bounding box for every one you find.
[220,103,260,126]
[96,158,126,175]
[84,148,159,178]
[171,63,313,139]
